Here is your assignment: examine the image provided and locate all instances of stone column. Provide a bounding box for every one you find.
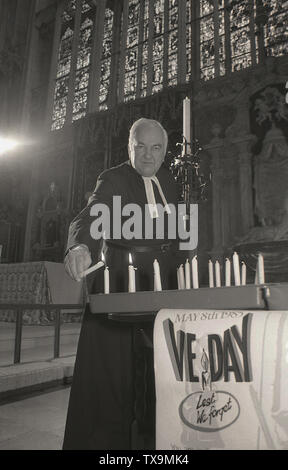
[234,135,256,236]
[204,124,225,259]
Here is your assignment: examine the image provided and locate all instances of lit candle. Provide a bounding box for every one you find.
[215,261,221,287]
[233,252,241,286]
[225,258,231,287]
[185,259,191,289]
[182,97,191,154]
[241,262,247,286]
[153,259,162,291]
[208,260,214,288]
[191,256,199,289]
[257,253,265,284]
[101,253,110,294]
[178,264,185,290]
[128,253,136,293]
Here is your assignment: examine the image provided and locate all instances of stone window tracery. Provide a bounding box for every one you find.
[49,0,288,130]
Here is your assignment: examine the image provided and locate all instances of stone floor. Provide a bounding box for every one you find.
[0,386,70,450]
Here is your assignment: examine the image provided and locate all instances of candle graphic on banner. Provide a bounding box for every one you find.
[128,253,136,292]
[185,259,191,289]
[182,97,191,155]
[225,258,231,287]
[191,256,199,289]
[153,259,162,291]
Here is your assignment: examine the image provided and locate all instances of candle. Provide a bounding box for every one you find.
[208,260,214,288]
[225,258,231,287]
[153,259,162,291]
[241,262,247,286]
[101,252,110,294]
[178,264,185,290]
[191,256,199,289]
[215,261,221,287]
[104,267,110,293]
[182,97,191,154]
[128,253,136,292]
[81,260,104,277]
[233,252,241,286]
[177,269,181,289]
[185,259,191,289]
[257,253,265,284]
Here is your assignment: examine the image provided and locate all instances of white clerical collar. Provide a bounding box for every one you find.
[142,175,171,219]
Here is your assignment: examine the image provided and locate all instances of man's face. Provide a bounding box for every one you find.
[130,123,166,177]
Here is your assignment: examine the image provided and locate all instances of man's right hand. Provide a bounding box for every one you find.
[64,244,92,282]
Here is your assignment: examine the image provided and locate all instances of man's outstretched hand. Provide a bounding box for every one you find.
[64,244,92,281]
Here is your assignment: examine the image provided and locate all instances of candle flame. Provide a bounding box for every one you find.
[129,253,133,265]
[101,252,105,263]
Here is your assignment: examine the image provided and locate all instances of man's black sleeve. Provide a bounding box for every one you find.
[66,170,117,261]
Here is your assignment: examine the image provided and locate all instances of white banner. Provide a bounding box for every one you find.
[154,309,288,450]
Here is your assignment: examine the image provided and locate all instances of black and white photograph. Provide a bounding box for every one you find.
[0,0,288,453]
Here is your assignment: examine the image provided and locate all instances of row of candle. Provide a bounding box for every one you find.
[83,251,265,294]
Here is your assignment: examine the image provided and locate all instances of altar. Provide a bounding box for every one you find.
[0,261,85,324]
[89,283,288,450]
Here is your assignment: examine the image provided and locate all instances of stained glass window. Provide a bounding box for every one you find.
[51,1,76,131]
[263,0,288,57]
[50,0,288,128]
[72,1,94,121]
[99,7,114,110]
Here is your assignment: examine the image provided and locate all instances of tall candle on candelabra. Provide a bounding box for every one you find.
[182,97,191,155]
[128,253,136,292]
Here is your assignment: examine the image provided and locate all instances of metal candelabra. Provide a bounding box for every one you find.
[169,136,208,216]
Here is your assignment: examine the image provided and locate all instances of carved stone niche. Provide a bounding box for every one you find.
[32,182,68,262]
[235,85,288,282]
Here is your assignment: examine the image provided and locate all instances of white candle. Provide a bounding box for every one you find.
[233,252,241,286]
[178,264,185,290]
[225,258,231,287]
[153,259,162,291]
[191,256,199,289]
[254,268,259,285]
[208,260,214,288]
[241,262,247,286]
[177,269,181,289]
[104,267,110,293]
[182,97,191,154]
[185,259,191,289]
[81,260,104,277]
[215,261,221,287]
[257,253,265,284]
[128,253,136,292]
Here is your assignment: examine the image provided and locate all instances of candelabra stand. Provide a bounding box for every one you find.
[169,136,208,221]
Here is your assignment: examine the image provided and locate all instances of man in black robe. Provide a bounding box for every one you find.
[63,118,186,450]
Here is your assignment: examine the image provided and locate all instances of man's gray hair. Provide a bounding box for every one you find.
[128,118,168,154]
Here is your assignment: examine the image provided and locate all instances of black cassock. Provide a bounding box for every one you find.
[63,161,186,450]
